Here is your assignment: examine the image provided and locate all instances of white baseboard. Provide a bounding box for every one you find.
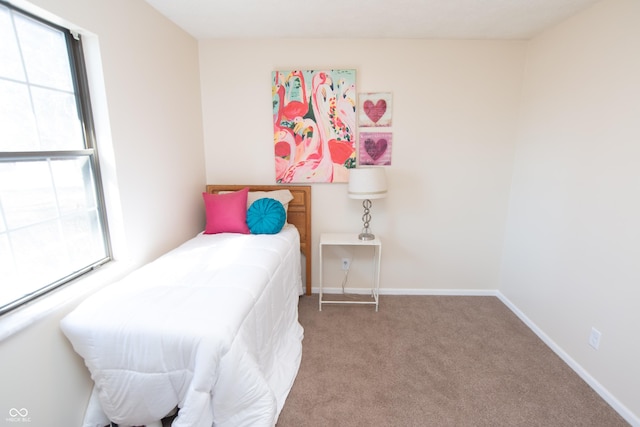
[496,291,639,427]
[312,286,498,296]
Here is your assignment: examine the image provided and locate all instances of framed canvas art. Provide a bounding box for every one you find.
[272,69,356,183]
[359,92,392,127]
[359,131,392,166]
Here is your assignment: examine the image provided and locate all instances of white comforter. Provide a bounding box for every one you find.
[60,225,304,427]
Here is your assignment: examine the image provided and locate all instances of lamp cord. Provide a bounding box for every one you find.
[341,267,350,294]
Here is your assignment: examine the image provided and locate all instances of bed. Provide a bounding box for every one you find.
[60,185,311,427]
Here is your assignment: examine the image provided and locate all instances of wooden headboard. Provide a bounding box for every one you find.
[205,185,312,296]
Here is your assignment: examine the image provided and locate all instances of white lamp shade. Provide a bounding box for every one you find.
[348,168,387,200]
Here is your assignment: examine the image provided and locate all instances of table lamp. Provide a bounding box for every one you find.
[348,167,387,240]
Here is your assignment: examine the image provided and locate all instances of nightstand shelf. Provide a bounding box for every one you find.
[318,233,382,311]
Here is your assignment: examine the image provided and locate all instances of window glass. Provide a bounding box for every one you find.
[31,85,84,150]
[0,79,40,151]
[0,6,24,81]
[13,11,74,90]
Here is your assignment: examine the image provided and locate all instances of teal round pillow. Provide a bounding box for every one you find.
[246,198,286,234]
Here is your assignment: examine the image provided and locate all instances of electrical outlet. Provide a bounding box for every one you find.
[589,327,601,350]
[341,258,351,271]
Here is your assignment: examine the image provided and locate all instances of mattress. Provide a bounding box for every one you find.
[60,225,304,427]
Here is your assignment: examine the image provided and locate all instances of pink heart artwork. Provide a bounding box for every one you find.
[363,100,387,124]
[364,137,388,161]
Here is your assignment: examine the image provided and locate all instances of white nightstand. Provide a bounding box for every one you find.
[318,233,382,311]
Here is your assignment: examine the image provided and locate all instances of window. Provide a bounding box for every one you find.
[0,1,111,315]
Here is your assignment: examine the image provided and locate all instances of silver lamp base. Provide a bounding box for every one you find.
[358,199,376,241]
[358,232,376,241]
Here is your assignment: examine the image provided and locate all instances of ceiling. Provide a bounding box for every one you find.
[144,0,600,40]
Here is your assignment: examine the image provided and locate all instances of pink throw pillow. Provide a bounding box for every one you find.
[202,188,250,234]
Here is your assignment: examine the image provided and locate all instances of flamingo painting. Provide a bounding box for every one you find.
[272,69,356,183]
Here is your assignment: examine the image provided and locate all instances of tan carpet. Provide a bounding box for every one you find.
[277,295,628,426]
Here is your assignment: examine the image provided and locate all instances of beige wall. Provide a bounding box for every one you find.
[0,0,205,425]
[199,38,526,293]
[500,0,640,421]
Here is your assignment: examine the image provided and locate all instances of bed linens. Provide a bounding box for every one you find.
[60,225,303,427]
